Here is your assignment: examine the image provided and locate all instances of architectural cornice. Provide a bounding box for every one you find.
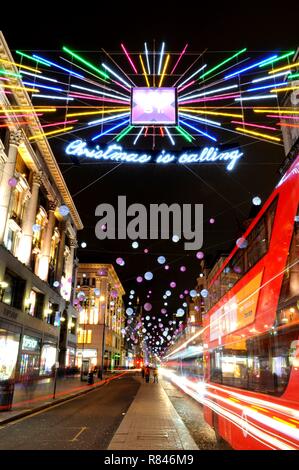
[0,31,83,231]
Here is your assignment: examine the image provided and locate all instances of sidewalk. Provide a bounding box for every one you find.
[108,378,198,450]
[0,371,126,425]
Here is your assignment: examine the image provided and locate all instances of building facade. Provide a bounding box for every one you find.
[75,264,125,372]
[0,32,83,395]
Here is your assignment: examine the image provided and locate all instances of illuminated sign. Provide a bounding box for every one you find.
[66,140,244,171]
[131,87,177,125]
[22,335,40,351]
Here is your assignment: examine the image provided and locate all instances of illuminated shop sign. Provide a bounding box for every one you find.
[22,335,40,351]
[131,87,177,125]
[66,140,243,171]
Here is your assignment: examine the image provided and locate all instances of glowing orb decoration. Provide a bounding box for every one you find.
[132,241,139,249]
[53,281,60,288]
[236,237,248,249]
[184,289,189,295]
[164,265,170,270]
[58,205,70,217]
[81,242,87,248]
[172,234,180,243]
[144,248,149,253]
[165,290,171,296]
[183,302,188,307]
[130,290,135,295]
[111,289,118,298]
[144,303,152,311]
[161,308,167,314]
[194,305,200,311]
[145,316,150,321]
[157,256,166,264]
[179,294,184,299]
[126,308,134,316]
[94,288,100,296]
[32,224,41,233]
[180,265,186,272]
[200,289,209,298]
[98,268,108,276]
[136,276,143,283]
[144,271,153,281]
[234,266,242,273]
[77,291,85,298]
[170,281,176,288]
[196,251,204,259]
[176,308,185,317]
[8,177,17,187]
[295,215,299,223]
[209,218,215,224]
[252,196,262,206]
[190,289,197,297]
[116,257,125,266]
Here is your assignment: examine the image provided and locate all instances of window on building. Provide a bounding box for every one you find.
[77,329,92,344]
[68,316,77,335]
[1,270,26,310]
[35,292,45,320]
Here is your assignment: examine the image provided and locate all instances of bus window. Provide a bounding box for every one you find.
[277,206,299,327]
[210,324,299,396]
[209,198,278,309]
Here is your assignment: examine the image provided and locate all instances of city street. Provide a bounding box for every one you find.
[0,373,140,450]
[0,4,298,454]
[0,372,229,450]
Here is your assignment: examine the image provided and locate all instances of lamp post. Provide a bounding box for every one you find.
[99,295,106,380]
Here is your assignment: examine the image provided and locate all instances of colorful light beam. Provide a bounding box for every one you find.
[200,48,247,79]
[121,44,138,74]
[62,46,109,80]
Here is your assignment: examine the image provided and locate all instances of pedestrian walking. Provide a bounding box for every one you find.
[144,365,150,383]
[141,366,145,379]
[153,367,159,383]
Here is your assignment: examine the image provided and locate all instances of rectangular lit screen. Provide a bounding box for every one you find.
[131,87,177,125]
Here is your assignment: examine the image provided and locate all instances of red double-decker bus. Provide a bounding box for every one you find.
[201,153,299,450]
[162,153,299,450]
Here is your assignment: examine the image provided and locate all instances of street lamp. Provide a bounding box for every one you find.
[99,295,106,380]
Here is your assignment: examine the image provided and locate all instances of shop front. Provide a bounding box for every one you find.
[0,326,21,410]
[76,348,97,370]
[66,345,76,368]
[40,339,57,376]
[19,334,41,379]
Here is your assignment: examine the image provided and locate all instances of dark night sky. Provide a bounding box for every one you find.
[1,2,297,350]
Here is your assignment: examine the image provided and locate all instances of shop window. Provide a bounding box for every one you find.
[40,343,56,376]
[0,329,20,382]
[20,335,41,378]
[1,270,26,310]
